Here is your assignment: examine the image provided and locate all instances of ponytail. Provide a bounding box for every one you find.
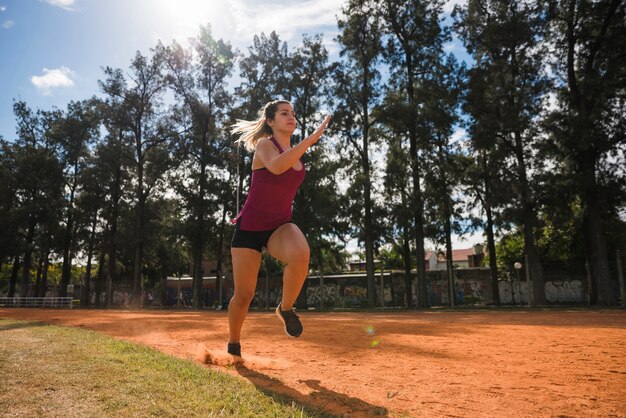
[232,99,291,152]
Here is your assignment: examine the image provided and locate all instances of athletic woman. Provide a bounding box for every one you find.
[227,99,331,358]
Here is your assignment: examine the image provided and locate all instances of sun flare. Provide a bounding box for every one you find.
[151,0,225,40]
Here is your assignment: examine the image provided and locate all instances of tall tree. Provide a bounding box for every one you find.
[0,140,19,271]
[455,0,550,305]
[334,0,385,307]
[544,0,626,305]
[236,31,289,114]
[420,56,465,307]
[12,102,64,297]
[380,107,415,307]
[164,25,235,308]
[379,0,449,307]
[99,46,180,306]
[75,155,103,306]
[49,100,99,297]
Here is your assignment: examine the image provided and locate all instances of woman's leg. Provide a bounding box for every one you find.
[228,247,262,344]
[266,223,310,310]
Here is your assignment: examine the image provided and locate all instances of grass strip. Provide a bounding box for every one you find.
[0,319,332,417]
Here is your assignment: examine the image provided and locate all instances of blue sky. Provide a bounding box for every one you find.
[0,0,346,140]
[0,0,467,142]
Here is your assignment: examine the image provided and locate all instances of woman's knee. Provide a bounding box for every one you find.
[232,288,255,305]
[285,246,310,268]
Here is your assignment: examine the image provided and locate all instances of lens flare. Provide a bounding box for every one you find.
[364,324,380,347]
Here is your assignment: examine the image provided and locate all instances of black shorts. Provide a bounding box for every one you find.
[231,219,280,252]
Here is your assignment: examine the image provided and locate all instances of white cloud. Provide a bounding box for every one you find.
[0,5,6,12]
[1,19,12,29]
[42,0,77,11]
[443,0,467,13]
[31,67,75,95]
[230,0,339,44]
[450,128,467,145]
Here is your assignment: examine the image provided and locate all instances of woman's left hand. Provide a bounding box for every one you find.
[306,115,331,146]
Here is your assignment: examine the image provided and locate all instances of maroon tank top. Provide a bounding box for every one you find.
[233,137,306,231]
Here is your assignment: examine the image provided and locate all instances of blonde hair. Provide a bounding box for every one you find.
[232,100,292,151]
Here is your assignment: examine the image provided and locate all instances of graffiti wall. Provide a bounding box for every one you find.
[426,269,493,306]
[293,268,591,308]
[544,280,586,303]
[426,269,587,306]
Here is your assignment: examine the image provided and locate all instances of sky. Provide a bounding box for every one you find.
[0,0,481,251]
[0,0,345,140]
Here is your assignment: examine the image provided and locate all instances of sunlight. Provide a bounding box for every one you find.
[149,0,226,43]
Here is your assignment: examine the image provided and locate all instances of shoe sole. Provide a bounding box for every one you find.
[275,304,300,338]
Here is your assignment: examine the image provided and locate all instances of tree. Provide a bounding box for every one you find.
[164,25,235,308]
[91,96,134,306]
[49,99,99,297]
[75,151,107,306]
[379,0,450,307]
[544,0,626,305]
[420,55,465,307]
[99,46,181,306]
[455,0,550,305]
[0,140,19,271]
[12,101,64,297]
[380,108,415,307]
[334,0,385,307]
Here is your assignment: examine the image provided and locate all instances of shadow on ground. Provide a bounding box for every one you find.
[235,364,388,417]
[0,319,49,332]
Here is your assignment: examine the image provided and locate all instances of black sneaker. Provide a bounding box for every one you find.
[275,302,303,338]
[227,342,241,356]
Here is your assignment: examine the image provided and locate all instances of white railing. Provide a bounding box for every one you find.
[0,297,74,308]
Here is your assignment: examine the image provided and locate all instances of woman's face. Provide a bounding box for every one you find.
[268,103,297,135]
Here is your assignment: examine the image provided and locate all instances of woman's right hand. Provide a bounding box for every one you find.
[307,115,331,145]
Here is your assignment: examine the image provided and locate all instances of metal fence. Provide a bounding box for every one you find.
[0,297,74,308]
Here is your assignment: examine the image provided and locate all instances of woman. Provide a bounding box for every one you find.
[228,99,331,358]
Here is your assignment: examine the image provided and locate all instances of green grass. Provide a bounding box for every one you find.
[0,319,332,417]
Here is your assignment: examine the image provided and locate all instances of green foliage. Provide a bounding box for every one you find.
[495,232,524,280]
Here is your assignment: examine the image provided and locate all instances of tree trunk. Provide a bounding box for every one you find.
[402,223,413,308]
[20,223,35,297]
[41,253,50,297]
[8,255,19,297]
[514,130,544,305]
[192,245,203,308]
[193,125,209,309]
[131,179,146,306]
[81,248,93,308]
[485,200,499,305]
[81,213,97,307]
[409,143,427,308]
[106,133,123,307]
[582,154,614,305]
[35,254,44,297]
[364,175,377,307]
[358,76,377,308]
[60,173,78,297]
[94,252,106,308]
[215,203,229,309]
[444,202,455,307]
[407,81,427,308]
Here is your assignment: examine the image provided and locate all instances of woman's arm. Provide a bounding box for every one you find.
[254,115,331,175]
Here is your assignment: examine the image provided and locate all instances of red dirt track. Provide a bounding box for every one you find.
[1,308,625,417]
